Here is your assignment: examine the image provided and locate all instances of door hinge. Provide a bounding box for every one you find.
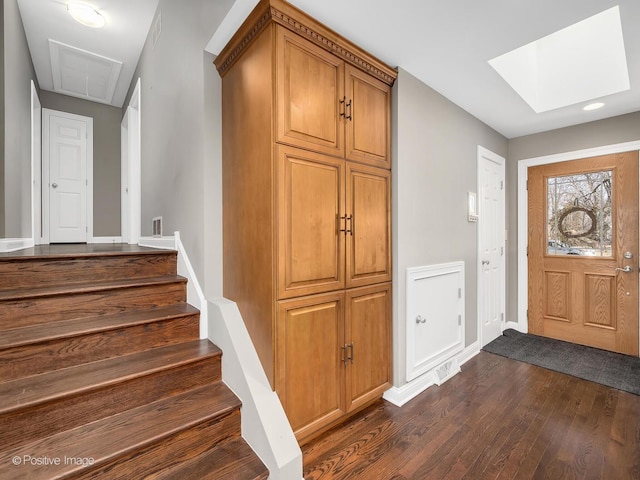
[501,246,504,256]
[458,315,462,326]
[500,180,504,190]
[458,287,462,299]
[526,180,528,190]
[86,226,88,233]
[501,312,504,322]
[526,309,529,320]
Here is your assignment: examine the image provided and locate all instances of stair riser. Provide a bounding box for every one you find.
[0,253,177,290]
[72,410,242,480]
[0,358,221,451]
[0,282,187,329]
[0,314,200,381]
[157,438,271,480]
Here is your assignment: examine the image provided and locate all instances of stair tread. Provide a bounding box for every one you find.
[0,339,220,414]
[0,244,175,261]
[157,437,269,480]
[0,382,241,479]
[0,275,187,301]
[0,303,200,349]
[0,246,261,478]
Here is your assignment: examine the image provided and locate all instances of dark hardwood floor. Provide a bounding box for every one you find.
[302,352,640,480]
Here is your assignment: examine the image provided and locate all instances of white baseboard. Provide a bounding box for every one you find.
[383,341,480,407]
[138,236,176,250]
[504,321,524,333]
[0,238,35,252]
[458,340,480,365]
[173,232,208,339]
[384,371,437,407]
[89,236,123,244]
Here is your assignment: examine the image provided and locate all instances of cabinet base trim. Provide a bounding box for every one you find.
[383,341,479,407]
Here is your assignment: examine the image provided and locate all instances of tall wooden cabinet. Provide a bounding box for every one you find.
[215,0,396,443]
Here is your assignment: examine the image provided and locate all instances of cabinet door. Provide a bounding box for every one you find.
[346,163,392,288]
[345,65,391,169]
[276,26,344,158]
[277,145,346,299]
[276,292,346,439]
[346,283,391,412]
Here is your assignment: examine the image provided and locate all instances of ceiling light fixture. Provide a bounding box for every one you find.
[583,102,605,111]
[67,3,105,28]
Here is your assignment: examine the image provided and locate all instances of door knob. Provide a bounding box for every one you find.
[614,266,633,273]
[52,183,58,188]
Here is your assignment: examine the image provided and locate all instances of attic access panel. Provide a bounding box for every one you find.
[49,39,122,104]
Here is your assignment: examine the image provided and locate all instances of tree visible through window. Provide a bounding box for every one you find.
[546,170,612,257]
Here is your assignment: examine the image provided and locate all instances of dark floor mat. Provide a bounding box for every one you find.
[483,329,640,395]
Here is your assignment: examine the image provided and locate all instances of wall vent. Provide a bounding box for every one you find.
[152,217,162,237]
[434,358,461,386]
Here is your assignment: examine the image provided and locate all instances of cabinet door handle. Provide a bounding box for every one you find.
[338,214,348,234]
[349,342,354,364]
[339,214,353,235]
[339,96,346,118]
[345,99,352,121]
[341,344,348,366]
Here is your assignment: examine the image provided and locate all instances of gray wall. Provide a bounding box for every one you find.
[203,50,223,298]
[4,0,36,239]
[392,68,508,386]
[125,0,232,290]
[39,91,122,237]
[505,111,640,324]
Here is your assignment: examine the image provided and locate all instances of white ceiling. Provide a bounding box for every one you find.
[208,0,640,139]
[16,0,640,138]
[17,0,159,108]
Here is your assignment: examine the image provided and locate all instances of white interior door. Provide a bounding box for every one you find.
[478,146,506,346]
[43,109,92,243]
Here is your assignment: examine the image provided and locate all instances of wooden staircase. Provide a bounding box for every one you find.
[0,245,267,479]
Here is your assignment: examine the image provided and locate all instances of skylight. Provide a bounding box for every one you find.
[488,6,629,113]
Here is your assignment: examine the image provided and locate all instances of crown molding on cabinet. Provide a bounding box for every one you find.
[214,0,397,86]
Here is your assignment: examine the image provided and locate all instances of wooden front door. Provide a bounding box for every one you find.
[528,151,639,355]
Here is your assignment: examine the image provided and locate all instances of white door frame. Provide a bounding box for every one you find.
[42,108,94,244]
[477,146,506,347]
[30,81,41,245]
[517,140,640,335]
[121,77,141,244]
